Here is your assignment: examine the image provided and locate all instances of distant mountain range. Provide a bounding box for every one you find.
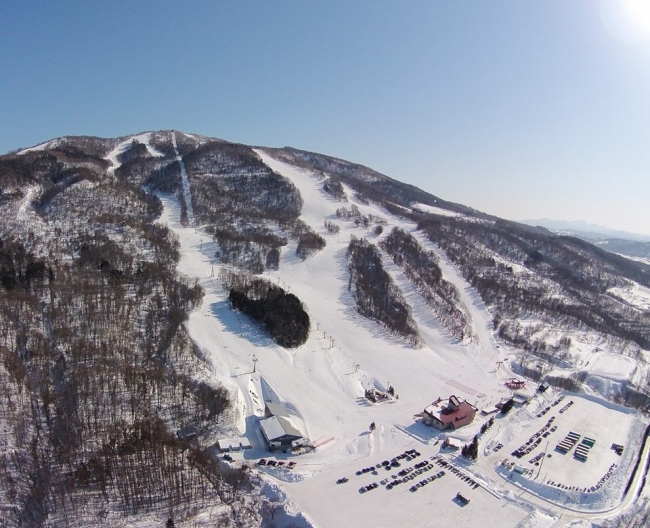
[522,219,650,260]
[522,218,650,242]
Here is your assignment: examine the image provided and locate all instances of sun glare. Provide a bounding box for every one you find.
[622,0,650,36]
[602,0,650,43]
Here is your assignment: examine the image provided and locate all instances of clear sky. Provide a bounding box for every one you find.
[2,1,650,235]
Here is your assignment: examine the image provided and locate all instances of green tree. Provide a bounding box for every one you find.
[500,398,515,415]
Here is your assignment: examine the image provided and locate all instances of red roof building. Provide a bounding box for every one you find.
[422,395,478,431]
[505,378,526,389]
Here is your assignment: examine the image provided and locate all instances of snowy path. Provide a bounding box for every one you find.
[16,186,37,223]
[412,230,512,379]
[171,131,196,226]
[105,131,165,173]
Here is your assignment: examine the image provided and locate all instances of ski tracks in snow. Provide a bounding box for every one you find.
[171,131,196,227]
[411,230,501,358]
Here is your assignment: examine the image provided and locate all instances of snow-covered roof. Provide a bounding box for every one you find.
[512,393,530,404]
[260,415,304,442]
[217,436,252,451]
[265,401,291,418]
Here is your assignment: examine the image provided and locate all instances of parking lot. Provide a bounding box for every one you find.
[482,393,642,507]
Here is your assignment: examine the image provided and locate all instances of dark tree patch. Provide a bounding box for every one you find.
[229,283,310,348]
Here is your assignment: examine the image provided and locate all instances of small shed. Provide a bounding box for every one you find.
[442,436,461,451]
[512,393,530,406]
[216,436,252,453]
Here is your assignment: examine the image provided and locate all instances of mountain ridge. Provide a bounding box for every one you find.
[522,218,650,242]
[1,129,649,527]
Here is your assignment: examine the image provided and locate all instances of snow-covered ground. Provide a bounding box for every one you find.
[609,281,650,313]
[105,132,165,173]
[411,202,464,217]
[155,151,650,528]
[171,131,196,226]
[17,139,59,154]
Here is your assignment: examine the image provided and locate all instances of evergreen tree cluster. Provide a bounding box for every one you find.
[292,219,326,260]
[479,416,495,436]
[322,177,346,200]
[462,435,479,460]
[229,284,310,348]
[500,398,515,415]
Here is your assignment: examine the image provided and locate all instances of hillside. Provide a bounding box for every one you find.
[1,131,649,527]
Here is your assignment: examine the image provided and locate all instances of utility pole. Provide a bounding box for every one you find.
[536,440,550,480]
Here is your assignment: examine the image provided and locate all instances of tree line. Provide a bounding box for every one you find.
[380,227,470,340]
[347,236,419,345]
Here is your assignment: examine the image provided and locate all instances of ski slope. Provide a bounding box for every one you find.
[171,131,196,226]
[105,131,165,173]
[156,150,649,528]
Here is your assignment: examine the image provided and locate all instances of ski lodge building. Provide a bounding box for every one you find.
[260,402,308,452]
[422,395,478,431]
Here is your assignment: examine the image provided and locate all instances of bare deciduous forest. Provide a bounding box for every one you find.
[347,236,419,345]
[3,131,650,527]
[0,136,273,527]
[380,227,470,341]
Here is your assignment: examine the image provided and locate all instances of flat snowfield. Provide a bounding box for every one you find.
[155,143,648,528]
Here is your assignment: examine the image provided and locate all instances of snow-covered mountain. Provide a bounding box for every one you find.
[522,219,650,263]
[1,131,649,527]
[522,219,650,243]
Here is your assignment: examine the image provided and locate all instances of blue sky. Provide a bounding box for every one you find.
[2,1,650,235]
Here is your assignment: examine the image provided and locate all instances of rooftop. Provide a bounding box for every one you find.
[265,401,292,418]
[425,396,477,425]
[260,415,304,441]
